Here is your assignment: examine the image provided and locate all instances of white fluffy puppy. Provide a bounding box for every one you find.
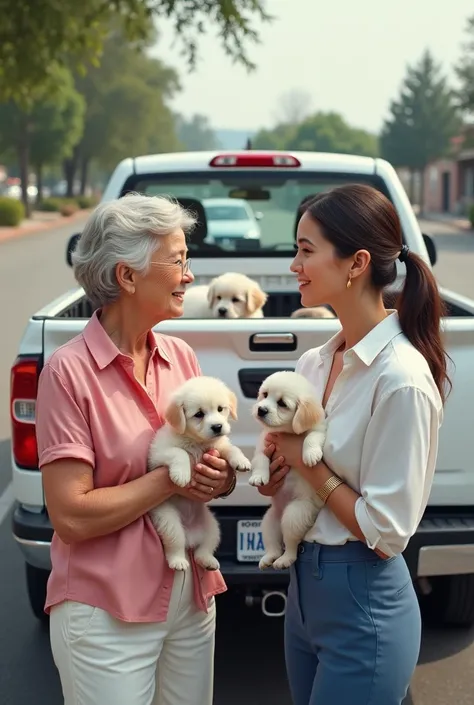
[148,376,251,571]
[248,371,327,570]
[182,272,268,319]
[291,306,336,319]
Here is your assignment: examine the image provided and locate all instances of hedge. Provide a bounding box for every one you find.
[0,197,25,226]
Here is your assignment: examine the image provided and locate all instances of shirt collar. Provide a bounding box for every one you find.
[82,310,172,370]
[319,310,403,367]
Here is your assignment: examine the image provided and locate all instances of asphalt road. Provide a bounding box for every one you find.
[0,216,474,704]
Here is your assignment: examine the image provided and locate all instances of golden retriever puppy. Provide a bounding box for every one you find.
[291,306,335,319]
[248,371,327,570]
[147,376,251,571]
[182,272,268,319]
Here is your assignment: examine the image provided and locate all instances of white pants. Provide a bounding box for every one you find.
[49,567,216,705]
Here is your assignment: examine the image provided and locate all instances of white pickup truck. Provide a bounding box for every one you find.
[10,150,474,627]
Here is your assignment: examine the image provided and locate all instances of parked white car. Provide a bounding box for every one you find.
[202,197,262,249]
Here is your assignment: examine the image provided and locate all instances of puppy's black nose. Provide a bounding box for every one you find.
[218,307,227,316]
[257,406,268,417]
[211,423,223,434]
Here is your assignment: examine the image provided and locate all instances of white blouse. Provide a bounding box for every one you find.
[296,311,443,557]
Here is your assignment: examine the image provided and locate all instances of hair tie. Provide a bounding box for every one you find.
[398,244,410,263]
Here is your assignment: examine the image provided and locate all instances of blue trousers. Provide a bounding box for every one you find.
[284,541,421,705]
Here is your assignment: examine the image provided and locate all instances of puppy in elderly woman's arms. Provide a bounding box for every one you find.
[147,375,251,572]
[248,371,327,570]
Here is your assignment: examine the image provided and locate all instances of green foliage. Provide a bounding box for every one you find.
[253,112,378,157]
[0,0,271,103]
[76,195,99,209]
[37,196,98,212]
[454,15,474,115]
[175,114,221,150]
[380,49,460,170]
[30,69,86,170]
[469,203,474,228]
[71,30,182,177]
[0,196,25,226]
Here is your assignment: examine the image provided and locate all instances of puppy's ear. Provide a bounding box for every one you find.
[227,390,238,420]
[246,283,268,315]
[165,399,187,434]
[207,279,217,308]
[292,397,324,435]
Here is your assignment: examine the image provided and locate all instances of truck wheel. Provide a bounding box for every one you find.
[26,564,49,624]
[421,574,474,628]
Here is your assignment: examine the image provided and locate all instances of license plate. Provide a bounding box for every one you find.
[237,519,265,562]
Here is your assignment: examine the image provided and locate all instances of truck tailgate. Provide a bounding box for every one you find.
[42,314,474,507]
[43,317,340,507]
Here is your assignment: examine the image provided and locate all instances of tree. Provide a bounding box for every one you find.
[175,114,221,151]
[64,27,181,195]
[0,67,85,213]
[253,112,378,157]
[0,0,272,103]
[454,14,474,116]
[380,49,460,209]
[273,89,313,125]
[30,73,85,200]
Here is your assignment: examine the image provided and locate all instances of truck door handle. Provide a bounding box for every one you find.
[238,368,295,398]
[249,333,296,352]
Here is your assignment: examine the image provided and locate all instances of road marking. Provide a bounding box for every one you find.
[0,482,14,526]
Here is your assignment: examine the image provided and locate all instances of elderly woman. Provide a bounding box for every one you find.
[35,193,235,705]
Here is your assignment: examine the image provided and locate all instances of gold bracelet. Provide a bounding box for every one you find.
[316,475,344,504]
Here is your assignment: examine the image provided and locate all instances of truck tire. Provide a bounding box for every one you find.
[421,574,474,628]
[26,563,49,624]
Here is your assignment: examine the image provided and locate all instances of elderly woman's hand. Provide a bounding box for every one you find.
[175,449,234,502]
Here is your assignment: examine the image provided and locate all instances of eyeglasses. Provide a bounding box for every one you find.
[150,258,192,277]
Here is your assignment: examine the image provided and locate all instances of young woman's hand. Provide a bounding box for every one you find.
[255,442,290,497]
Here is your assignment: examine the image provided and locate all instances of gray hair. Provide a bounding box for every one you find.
[72,192,196,307]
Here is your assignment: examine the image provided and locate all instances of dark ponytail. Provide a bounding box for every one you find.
[304,184,452,403]
[396,250,452,403]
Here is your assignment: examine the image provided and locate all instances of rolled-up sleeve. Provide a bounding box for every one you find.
[355,386,440,557]
[36,363,95,469]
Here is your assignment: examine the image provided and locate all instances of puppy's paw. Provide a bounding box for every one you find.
[259,552,282,570]
[234,456,252,473]
[227,449,252,473]
[168,555,190,571]
[248,472,269,487]
[272,552,297,570]
[169,463,192,488]
[194,552,220,571]
[302,445,324,467]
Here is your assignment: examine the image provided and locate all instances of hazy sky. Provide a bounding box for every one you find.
[153,0,474,135]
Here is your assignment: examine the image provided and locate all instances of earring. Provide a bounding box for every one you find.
[346,276,352,289]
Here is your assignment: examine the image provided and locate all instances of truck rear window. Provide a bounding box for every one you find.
[125,170,389,258]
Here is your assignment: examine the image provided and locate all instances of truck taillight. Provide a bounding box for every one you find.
[10,356,40,469]
[209,152,301,168]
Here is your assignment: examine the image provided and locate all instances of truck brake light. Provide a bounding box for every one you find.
[209,153,301,168]
[10,356,40,469]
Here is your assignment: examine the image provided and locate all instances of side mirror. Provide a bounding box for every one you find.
[254,211,263,221]
[66,233,81,267]
[422,233,437,267]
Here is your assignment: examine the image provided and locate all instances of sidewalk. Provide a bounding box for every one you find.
[421,212,473,231]
[0,208,90,244]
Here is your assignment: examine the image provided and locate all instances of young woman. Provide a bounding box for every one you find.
[259,184,450,705]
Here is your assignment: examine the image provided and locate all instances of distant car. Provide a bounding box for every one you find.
[202,197,262,249]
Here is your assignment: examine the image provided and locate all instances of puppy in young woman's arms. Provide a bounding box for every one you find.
[248,371,327,570]
[148,376,251,572]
